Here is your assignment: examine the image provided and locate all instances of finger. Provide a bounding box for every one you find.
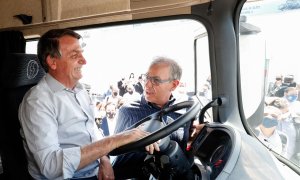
[154,142,160,152]
[190,128,197,137]
[149,144,154,154]
[137,123,145,130]
[145,145,149,152]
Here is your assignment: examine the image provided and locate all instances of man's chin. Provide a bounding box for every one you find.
[75,74,83,80]
[144,94,152,101]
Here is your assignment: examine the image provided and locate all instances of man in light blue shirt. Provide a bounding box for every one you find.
[18,29,154,179]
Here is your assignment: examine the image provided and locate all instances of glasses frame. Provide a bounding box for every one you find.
[144,73,174,86]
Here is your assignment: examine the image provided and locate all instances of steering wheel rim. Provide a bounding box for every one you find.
[110,100,201,155]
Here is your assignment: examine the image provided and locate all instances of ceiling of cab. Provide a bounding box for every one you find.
[0,0,210,36]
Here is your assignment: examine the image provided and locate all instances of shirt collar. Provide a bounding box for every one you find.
[45,73,84,93]
[142,94,176,109]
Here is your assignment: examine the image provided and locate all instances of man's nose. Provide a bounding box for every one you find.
[79,54,87,64]
[144,79,153,88]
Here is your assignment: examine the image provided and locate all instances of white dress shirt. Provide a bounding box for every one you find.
[19,74,103,179]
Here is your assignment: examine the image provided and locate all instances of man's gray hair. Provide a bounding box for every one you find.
[150,56,182,80]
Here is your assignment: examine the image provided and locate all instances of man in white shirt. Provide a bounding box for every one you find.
[256,105,287,155]
[18,28,158,179]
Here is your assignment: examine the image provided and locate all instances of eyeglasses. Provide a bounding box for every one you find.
[144,73,174,86]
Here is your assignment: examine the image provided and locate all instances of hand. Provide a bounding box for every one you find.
[115,126,161,154]
[120,127,160,154]
[98,156,114,180]
[130,125,160,154]
[187,122,205,146]
[136,124,160,154]
[115,127,150,148]
[145,140,160,154]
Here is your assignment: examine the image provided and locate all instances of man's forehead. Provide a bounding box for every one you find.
[148,64,170,76]
[59,36,81,50]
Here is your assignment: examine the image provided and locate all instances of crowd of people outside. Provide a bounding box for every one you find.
[92,73,146,136]
[261,74,300,165]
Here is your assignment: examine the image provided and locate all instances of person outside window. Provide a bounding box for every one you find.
[255,105,287,155]
[100,102,118,136]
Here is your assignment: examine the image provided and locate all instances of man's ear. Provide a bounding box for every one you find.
[171,79,180,91]
[46,56,57,70]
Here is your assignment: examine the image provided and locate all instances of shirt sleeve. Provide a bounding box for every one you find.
[62,147,81,179]
[19,92,81,179]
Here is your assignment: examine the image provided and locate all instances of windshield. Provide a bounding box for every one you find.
[26,19,212,123]
[240,0,300,167]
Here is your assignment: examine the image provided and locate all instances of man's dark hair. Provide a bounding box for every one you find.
[37,29,81,72]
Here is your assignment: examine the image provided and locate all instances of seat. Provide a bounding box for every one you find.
[0,53,45,179]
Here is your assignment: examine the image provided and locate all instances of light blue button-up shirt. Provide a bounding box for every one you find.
[19,74,103,179]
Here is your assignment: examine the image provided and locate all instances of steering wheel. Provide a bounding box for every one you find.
[109,100,201,155]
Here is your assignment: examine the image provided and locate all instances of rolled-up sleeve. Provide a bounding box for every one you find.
[63,147,81,179]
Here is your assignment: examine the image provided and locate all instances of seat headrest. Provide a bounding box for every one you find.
[1,53,46,88]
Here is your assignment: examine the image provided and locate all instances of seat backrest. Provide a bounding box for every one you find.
[0,53,45,179]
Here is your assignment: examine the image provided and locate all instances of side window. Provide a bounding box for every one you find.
[240,0,300,167]
[26,40,38,54]
[195,34,212,122]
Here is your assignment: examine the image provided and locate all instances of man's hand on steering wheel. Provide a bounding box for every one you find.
[187,121,205,147]
[136,124,161,154]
